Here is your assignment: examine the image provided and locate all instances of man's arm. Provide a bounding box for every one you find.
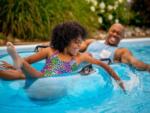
[119,48,150,72]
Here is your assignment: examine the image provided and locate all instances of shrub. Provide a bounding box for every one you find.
[86,0,133,30]
[130,0,150,27]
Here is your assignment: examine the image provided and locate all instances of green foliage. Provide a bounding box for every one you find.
[0,0,98,40]
[0,33,6,39]
[86,0,133,30]
[0,0,51,40]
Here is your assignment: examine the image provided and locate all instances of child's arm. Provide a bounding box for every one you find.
[79,53,126,92]
[0,48,49,70]
[24,48,49,64]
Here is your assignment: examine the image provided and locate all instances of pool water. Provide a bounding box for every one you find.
[0,42,150,113]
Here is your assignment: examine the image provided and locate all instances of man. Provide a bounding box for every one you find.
[80,23,150,72]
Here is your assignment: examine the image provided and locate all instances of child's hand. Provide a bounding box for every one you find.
[117,80,126,94]
[0,61,15,69]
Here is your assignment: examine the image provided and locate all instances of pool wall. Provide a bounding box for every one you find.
[0,38,150,56]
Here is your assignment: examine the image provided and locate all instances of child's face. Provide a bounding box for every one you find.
[66,36,82,56]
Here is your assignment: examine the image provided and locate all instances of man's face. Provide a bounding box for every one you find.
[105,24,124,46]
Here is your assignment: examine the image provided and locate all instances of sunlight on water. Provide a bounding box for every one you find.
[0,42,150,113]
[113,72,139,92]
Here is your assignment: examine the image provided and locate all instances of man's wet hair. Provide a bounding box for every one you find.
[50,22,87,52]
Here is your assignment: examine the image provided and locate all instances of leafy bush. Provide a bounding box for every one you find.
[0,0,98,40]
[86,0,133,30]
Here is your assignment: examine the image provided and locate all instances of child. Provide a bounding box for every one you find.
[5,22,125,92]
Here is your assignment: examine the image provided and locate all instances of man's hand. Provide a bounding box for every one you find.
[147,65,150,73]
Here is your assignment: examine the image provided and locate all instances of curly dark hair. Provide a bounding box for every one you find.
[50,22,87,52]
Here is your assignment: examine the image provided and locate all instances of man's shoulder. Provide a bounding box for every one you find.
[87,41,104,52]
[89,40,104,47]
[117,47,129,51]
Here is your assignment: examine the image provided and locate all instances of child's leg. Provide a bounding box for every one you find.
[0,70,25,80]
[6,42,22,70]
[7,42,43,78]
[21,60,44,78]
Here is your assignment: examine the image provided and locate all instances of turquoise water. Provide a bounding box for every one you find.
[0,44,150,113]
